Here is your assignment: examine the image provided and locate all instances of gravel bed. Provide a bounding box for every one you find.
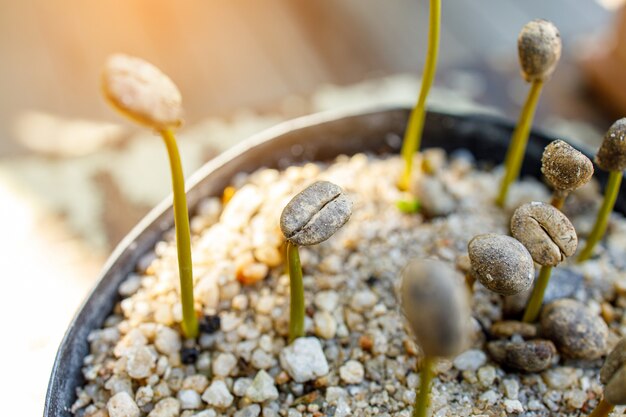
[71,148,626,417]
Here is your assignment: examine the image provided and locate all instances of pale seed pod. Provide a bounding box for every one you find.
[102,54,183,130]
[595,118,626,172]
[510,202,577,266]
[400,259,471,358]
[541,140,594,192]
[280,181,352,246]
[518,19,562,82]
[468,234,535,296]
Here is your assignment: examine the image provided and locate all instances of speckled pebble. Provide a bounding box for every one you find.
[541,299,608,359]
[453,349,487,371]
[201,380,233,409]
[339,360,365,384]
[107,392,140,417]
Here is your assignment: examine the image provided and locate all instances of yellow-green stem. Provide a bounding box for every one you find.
[588,397,615,417]
[413,355,434,417]
[161,129,198,339]
[287,241,305,343]
[578,170,623,262]
[495,80,544,207]
[398,0,441,191]
[522,265,553,323]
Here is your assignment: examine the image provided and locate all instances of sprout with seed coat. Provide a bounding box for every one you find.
[589,337,626,416]
[400,259,471,417]
[467,233,535,295]
[510,202,577,323]
[496,20,562,207]
[280,181,352,343]
[102,54,198,338]
[541,140,594,209]
[578,119,626,262]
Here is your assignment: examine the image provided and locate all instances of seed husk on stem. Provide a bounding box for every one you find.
[578,118,626,262]
[496,20,561,207]
[280,181,352,343]
[102,54,198,338]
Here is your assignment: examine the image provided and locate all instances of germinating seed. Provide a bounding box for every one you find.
[541,140,594,192]
[280,181,352,246]
[517,19,562,82]
[510,201,577,266]
[595,118,626,172]
[468,233,534,296]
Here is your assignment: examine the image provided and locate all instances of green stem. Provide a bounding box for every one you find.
[413,355,434,417]
[495,80,544,207]
[522,265,553,323]
[161,129,198,339]
[287,241,305,343]
[578,170,623,262]
[398,0,441,191]
[588,397,615,417]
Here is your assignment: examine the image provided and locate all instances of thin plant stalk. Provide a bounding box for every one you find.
[287,241,305,343]
[398,0,441,191]
[578,171,623,262]
[413,355,434,417]
[161,129,198,339]
[495,80,544,207]
[588,398,614,417]
[550,193,566,210]
[522,265,553,323]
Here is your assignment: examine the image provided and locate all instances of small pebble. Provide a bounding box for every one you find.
[339,360,365,384]
[155,326,182,356]
[487,339,556,373]
[245,370,279,402]
[541,299,608,359]
[279,337,329,383]
[147,397,180,417]
[213,353,237,377]
[542,367,578,390]
[234,404,261,417]
[177,390,202,410]
[201,380,234,409]
[107,392,140,417]
[453,349,487,372]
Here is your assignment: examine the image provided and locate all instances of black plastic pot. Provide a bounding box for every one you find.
[44,106,624,416]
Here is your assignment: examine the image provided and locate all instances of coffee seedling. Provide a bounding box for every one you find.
[467,233,534,295]
[398,0,441,192]
[102,54,198,338]
[541,140,594,209]
[590,337,626,416]
[496,20,562,207]
[578,119,626,262]
[510,202,577,323]
[400,259,471,417]
[280,181,352,343]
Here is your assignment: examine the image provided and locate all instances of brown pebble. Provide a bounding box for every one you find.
[468,234,535,295]
[490,320,537,339]
[274,371,290,385]
[601,302,615,324]
[595,118,626,172]
[359,335,374,352]
[403,338,420,357]
[487,339,556,373]
[280,181,352,246]
[510,202,577,266]
[518,19,562,82]
[400,259,471,357]
[102,54,183,130]
[540,299,609,360]
[541,140,594,192]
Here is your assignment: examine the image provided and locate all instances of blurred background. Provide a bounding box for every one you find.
[1,0,625,414]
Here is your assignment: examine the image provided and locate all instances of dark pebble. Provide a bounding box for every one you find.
[180,347,199,364]
[199,315,221,334]
[487,339,556,372]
